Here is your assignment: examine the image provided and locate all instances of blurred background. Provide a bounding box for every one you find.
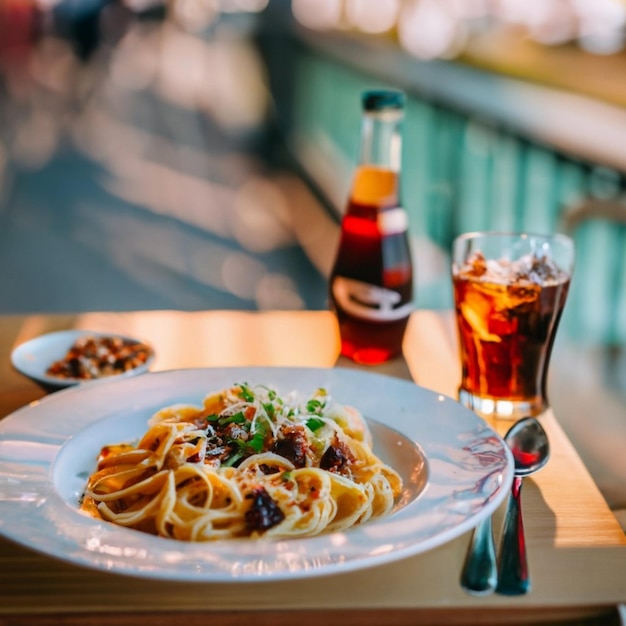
[0,0,625,329]
[1,0,626,344]
[1,0,625,523]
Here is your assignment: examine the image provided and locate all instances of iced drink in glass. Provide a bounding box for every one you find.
[452,232,574,420]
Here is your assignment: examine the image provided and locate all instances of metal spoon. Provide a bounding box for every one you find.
[459,415,516,595]
[496,417,550,596]
[460,514,497,595]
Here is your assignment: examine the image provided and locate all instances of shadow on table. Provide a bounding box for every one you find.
[333,354,414,382]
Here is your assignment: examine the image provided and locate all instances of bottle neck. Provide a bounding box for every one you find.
[358,108,403,171]
[350,108,403,209]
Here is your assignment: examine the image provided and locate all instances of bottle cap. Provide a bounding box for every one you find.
[362,90,405,111]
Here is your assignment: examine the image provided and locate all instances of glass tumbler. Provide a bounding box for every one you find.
[452,232,575,420]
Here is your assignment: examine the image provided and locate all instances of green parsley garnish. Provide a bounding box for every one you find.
[237,383,255,403]
[207,412,247,426]
[306,398,325,415]
[218,411,246,426]
[248,418,270,453]
[262,401,276,420]
[248,432,265,453]
[222,451,244,467]
[306,417,325,432]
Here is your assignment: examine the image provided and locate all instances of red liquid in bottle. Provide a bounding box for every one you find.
[330,165,413,365]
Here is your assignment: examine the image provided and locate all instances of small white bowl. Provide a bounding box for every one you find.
[11,330,156,392]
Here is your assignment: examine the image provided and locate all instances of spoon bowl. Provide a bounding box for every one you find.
[506,417,550,477]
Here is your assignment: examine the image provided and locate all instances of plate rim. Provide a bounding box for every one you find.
[0,366,514,582]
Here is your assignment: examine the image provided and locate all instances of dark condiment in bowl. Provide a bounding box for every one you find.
[46,335,153,381]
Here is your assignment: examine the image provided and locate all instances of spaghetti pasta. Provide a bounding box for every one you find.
[80,383,402,540]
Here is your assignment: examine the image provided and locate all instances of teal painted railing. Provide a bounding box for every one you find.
[286,46,626,345]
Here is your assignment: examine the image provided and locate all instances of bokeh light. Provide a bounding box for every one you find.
[290,0,626,57]
[345,0,400,34]
[397,0,466,60]
[171,0,219,33]
[291,0,343,31]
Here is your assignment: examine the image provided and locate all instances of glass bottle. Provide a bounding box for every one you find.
[329,89,414,365]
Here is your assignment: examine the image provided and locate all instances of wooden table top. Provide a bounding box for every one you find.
[1,310,625,625]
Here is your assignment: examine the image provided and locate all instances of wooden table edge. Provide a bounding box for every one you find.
[0,605,623,626]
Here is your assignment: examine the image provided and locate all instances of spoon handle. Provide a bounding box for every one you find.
[496,476,530,595]
[460,516,497,595]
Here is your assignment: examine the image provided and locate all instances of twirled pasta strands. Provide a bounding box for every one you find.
[80,383,402,541]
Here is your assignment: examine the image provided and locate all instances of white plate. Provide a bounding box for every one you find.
[0,367,513,582]
[10,329,156,390]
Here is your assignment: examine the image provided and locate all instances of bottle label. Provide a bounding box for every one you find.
[377,207,408,236]
[332,276,413,322]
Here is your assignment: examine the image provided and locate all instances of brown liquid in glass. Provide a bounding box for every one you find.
[453,274,570,405]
